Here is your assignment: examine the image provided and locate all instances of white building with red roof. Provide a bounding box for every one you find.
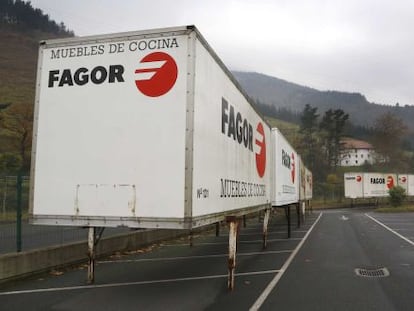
[340,138,376,166]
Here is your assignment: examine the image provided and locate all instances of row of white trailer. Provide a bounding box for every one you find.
[29,25,312,288]
[344,172,414,199]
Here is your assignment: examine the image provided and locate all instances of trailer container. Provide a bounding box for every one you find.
[271,128,299,206]
[30,25,271,229]
[344,172,364,199]
[363,173,396,198]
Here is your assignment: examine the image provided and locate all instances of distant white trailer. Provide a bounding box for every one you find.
[271,128,299,206]
[398,174,414,196]
[398,174,409,194]
[344,172,364,199]
[299,159,312,201]
[304,166,313,200]
[408,175,414,196]
[30,25,272,230]
[363,173,397,198]
[344,172,399,199]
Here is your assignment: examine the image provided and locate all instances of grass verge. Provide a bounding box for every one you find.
[375,205,414,213]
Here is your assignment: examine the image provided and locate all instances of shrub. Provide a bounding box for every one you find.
[388,186,406,207]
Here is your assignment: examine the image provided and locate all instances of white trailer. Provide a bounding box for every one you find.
[408,175,414,196]
[30,25,271,230]
[344,172,364,199]
[30,25,275,288]
[398,174,408,194]
[344,172,399,200]
[398,174,414,196]
[298,158,312,221]
[304,167,313,200]
[363,173,396,198]
[271,128,299,206]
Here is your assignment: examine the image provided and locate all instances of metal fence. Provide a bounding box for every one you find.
[0,175,131,254]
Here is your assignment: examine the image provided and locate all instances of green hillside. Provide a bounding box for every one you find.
[0,0,73,172]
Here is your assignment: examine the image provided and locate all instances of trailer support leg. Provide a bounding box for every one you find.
[227,216,239,290]
[189,230,193,247]
[284,205,291,238]
[243,215,247,228]
[87,226,105,284]
[262,208,271,249]
[296,203,301,228]
[301,201,306,223]
[215,222,220,237]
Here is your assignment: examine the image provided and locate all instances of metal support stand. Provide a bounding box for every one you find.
[87,226,105,284]
[215,222,220,237]
[189,230,194,247]
[243,215,247,228]
[296,203,301,228]
[227,216,239,290]
[262,208,270,249]
[301,201,306,223]
[284,205,291,238]
[16,174,23,252]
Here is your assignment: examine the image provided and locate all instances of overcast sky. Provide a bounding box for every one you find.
[30,0,414,106]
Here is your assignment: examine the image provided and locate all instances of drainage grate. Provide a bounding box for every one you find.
[355,267,390,278]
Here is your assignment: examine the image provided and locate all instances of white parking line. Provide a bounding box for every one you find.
[0,269,281,296]
[250,212,323,310]
[239,231,308,236]
[365,214,414,246]
[163,238,302,247]
[99,250,294,264]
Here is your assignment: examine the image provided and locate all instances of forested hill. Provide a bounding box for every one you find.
[0,0,74,108]
[233,71,414,132]
[0,0,73,35]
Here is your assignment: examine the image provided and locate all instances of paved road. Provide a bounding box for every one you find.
[0,221,133,254]
[258,209,414,311]
[1,208,414,310]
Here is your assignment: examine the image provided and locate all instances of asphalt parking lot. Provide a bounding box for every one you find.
[2,208,414,311]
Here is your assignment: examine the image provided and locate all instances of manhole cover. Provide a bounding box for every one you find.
[355,267,390,278]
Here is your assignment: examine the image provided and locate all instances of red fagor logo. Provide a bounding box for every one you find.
[134,52,178,97]
[356,175,362,182]
[255,123,266,178]
[386,176,394,189]
[400,176,407,183]
[291,153,295,183]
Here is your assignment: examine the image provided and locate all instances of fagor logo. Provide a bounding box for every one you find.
[255,123,266,178]
[386,175,395,189]
[399,176,407,183]
[134,52,178,97]
[221,98,266,178]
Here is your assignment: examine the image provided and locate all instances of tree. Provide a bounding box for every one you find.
[319,109,349,170]
[372,112,408,170]
[298,104,319,172]
[0,103,33,172]
[388,186,406,207]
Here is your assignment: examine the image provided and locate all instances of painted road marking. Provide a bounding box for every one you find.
[0,270,281,296]
[163,238,302,247]
[99,250,294,264]
[250,212,323,311]
[365,214,414,247]
[239,231,308,236]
